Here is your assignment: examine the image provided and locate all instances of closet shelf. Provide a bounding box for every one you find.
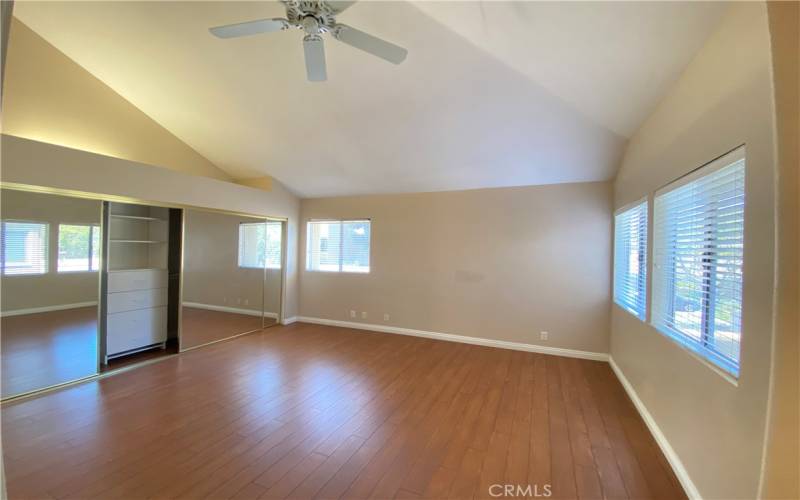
[110,214,167,222]
[110,239,167,244]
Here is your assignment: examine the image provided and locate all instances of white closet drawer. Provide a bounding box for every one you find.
[107,306,167,355]
[108,288,168,314]
[108,269,167,293]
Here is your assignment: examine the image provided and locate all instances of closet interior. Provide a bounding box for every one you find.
[100,202,182,364]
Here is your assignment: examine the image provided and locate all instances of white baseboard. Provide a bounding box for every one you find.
[1,301,98,317]
[294,316,608,361]
[281,316,298,325]
[608,357,699,499]
[183,302,278,319]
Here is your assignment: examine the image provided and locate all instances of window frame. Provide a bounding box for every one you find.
[1,219,50,276]
[650,146,746,379]
[613,198,648,321]
[305,219,371,274]
[56,223,101,273]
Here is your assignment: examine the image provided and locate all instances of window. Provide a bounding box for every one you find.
[238,222,282,269]
[265,222,282,269]
[1,221,48,275]
[58,224,100,272]
[307,220,370,273]
[614,201,648,320]
[652,148,745,376]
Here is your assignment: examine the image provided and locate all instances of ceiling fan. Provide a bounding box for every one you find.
[209,0,408,82]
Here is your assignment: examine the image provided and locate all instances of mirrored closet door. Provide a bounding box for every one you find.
[1,189,283,398]
[1,188,101,398]
[181,210,282,349]
[263,220,283,328]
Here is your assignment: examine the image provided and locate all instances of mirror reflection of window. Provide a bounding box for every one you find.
[266,222,282,269]
[238,222,266,269]
[57,224,100,272]
[238,221,282,269]
[182,211,282,350]
[1,189,100,399]
[1,221,49,275]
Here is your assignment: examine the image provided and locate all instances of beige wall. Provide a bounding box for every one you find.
[1,134,300,320]
[611,3,777,499]
[183,209,282,315]
[1,188,100,311]
[300,181,612,354]
[761,2,800,499]
[1,18,231,182]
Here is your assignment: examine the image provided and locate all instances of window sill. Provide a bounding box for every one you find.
[612,301,646,323]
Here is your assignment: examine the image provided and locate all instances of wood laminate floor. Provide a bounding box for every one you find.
[181,306,276,349]
[1,307,98,398]
[1,307,176,398]
[1,323,686,499]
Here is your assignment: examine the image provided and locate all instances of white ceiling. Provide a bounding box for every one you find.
[14,1,728,198]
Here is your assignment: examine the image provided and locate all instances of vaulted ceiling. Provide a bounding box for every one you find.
[14,1,728,198]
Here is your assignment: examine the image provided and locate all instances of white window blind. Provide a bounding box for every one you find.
[1,221,49,275]
[307,220,370,273]
[238,222,266,269]
[58,224,100,272]
[613,201,648,320]
[652,148,745,376]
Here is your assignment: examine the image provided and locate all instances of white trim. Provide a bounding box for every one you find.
[614,196,648,216]
[0,301,98,317]
[281,316,298,325]
[295,316,608,361]
[608,357,700,500]
[654,145,745,196]
[182,302,278,319]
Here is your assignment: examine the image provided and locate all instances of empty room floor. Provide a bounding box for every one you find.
[1,307,98,398]
[1,323,685,499]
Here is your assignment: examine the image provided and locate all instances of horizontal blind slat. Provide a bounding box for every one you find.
[614,201,647,320]
[307,220,370,273]
[2,221,49,275]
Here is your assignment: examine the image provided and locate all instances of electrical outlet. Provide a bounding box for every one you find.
[223,297,227,303]
[244,299,249,306]
[540,331,549,341]
[350,310,356,319]
[361,311,368,319]
[383,313,390,321]
[237,298,241,304]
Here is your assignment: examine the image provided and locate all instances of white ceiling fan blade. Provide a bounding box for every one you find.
[303,35,327,82]
[327,1,357,13]
[209,18,289,39]
[333,24,407,64]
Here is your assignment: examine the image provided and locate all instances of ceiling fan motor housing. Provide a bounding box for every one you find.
[285,0,336,33]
